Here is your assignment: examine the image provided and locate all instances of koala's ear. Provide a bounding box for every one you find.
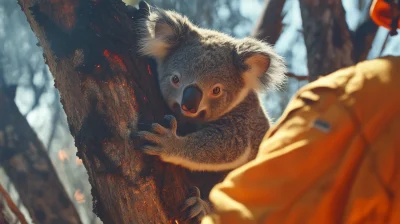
[234,38,287,91]
[136,7,192,61]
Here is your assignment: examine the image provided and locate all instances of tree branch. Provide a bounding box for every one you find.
[286,72,309,81]
[353,18,379,62]
[0,183,27,224]
[252,0,287,44]
[352,0,379,63]
[299,0,354,81]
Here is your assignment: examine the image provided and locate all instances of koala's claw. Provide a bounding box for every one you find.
[150,123,169,135]
[163,115,178,132]
[137,131,162,144]
[138,145,162,156]
[181,187,211,223]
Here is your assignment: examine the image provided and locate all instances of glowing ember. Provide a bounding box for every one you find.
[74,189,85,204]
[75,158,83,165]
[103,49,127,72]
[147,64,152,75]
[58,150,69,162]
[103,49,110,57]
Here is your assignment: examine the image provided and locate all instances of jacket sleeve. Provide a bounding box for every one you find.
[201,56,400,224]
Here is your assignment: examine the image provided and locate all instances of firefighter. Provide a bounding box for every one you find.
[202,1,400,223]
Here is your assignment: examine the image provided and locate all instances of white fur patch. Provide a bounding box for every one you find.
[160,145,252,171]
[237,37,287,92]
[222,87,250,116]
[245,54,270,77]
[138,37,170,59]
[136,12,177,60]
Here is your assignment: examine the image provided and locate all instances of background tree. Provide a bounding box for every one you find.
[0,0,98,223]
[0,85,82,223]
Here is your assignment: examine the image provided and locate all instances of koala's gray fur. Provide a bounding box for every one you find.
[135,3,286,172]
[133,1,286,221]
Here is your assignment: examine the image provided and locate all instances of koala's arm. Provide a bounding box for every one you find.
[139,114,253,172]
[168,123,251,171]
[136,114,254,172]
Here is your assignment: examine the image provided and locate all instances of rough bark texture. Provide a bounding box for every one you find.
[0,89,82,224]
[17,0,226,223]
[252,0,286,45]
[299,0,354,81]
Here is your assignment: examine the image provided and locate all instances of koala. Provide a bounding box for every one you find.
[132,1,286,222]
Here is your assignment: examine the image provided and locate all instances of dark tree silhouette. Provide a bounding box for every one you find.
[0,87,82,224]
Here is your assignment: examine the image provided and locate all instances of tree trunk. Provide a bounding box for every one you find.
[299,0,354,81]
[252,0,286,45]
[0,88,82,224]
[353,18,378,62]
[352,0,379,63]
[17,0,225,223]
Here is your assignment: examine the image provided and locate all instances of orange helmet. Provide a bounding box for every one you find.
[370,0,400,35]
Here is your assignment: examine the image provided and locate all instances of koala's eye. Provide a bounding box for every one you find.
[171,75,180,84]
[212,87,221,95]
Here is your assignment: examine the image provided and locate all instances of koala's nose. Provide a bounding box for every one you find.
[181,85,202,114]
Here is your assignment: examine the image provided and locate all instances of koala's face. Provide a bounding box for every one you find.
[157,37,246,122]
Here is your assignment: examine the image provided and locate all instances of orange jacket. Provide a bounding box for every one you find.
[202,56,400,224]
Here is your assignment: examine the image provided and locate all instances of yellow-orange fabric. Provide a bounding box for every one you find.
[201,56,400,224]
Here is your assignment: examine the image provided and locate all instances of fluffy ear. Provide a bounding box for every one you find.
[136,5,193,61]
[234,37,287,91]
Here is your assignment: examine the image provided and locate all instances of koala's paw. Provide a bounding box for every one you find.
[181,186,211,223]
[135,115,179,157]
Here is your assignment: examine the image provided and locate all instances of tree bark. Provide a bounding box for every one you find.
[299,0,354,81]
[17,0,225,223]
[252,0,286,45]
[0,88,82,224]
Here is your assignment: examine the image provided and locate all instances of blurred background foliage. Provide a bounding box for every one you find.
[0,0,399,223]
